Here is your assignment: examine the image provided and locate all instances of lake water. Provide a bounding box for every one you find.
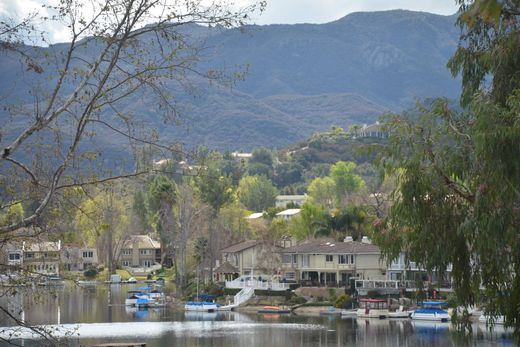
[0,284,513,346]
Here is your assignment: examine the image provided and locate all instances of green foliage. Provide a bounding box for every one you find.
[376,94,520,334]
[1,202,25,225]
[330,161,365,206]
[288,202,329,240]
[194,163,234,215]
[146,176,177,213]
[449,1,520,106]
[250,148,273,167]
[246,162,272,178]
[307,176,335,208]
[335,294,351,309]
[83,268,98,279]
[238,175,278,212]
[193,236,208,265]
[273,162,303,188]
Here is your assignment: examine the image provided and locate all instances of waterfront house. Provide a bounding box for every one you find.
[218,240,262,278]
[118,235,161,268]
[279,236,386,286]
[61,246,99,272]
[387,251,453,289]
[22,241,62,276]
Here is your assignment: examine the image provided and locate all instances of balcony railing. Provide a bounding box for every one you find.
[225,279,290,291]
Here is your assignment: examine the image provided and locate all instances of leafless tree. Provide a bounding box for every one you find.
[0,0,265,235]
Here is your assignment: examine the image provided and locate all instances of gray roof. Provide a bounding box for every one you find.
[280,239,380,255]
[122,235,161,250]
[220,240,259,253]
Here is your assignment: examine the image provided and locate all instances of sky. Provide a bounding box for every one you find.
[0,0,459,43]
[248,0,458,25]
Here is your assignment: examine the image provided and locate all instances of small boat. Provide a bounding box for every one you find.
[184,301,220,312]
[125,277,137,284]
[38,277,65,286]
[357,298,389,319]
[258,306,291,314]
[340,309,357,318]
[478,314,505,325]
[411,301,450,322]
[320,306,342,316]
[104,274,122,284]
[388,305,413,319]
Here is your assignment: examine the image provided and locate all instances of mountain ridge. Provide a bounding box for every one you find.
[0,10,461,152]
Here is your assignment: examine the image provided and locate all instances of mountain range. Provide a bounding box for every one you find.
[0,10,461,152]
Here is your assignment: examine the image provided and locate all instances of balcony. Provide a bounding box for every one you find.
[225,277,290,291]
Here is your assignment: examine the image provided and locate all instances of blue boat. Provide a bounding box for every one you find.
[184,301,220,312]
[411,301,450,322]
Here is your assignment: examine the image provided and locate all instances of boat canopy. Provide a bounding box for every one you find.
[421,301,446,305]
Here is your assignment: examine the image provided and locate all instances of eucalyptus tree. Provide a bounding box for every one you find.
[237,175,278,212]
[146,175,177,265]
[375,0,520,336]
[193,161,234,280]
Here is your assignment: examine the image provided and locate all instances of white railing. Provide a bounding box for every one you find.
[355,279,399,289]
[234,287,254,306]
[225,279,290,291]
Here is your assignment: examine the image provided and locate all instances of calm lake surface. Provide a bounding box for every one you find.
[0,283,513,346]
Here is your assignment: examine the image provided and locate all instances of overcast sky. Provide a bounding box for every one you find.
[0,0,459,43]
[250,0,458,25]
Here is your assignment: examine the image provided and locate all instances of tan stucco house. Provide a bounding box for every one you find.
[118,235,161,268]
[279,237,386,286]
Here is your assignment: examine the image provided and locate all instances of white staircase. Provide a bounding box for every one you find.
[218,287,254,311]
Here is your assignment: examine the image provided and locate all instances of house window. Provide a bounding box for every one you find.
[83,251,94,258]
[351,255,355,264]
[282,255,292,264]
[285,272,295,280]
[25,253,33,259]
[339,255,348,264]
[122,261,130,267]
[302,255,310,268]
[122,249,131,255]
[140,249,150,255]
[325,255,333,262]
[8,253,21,260]
[142,260,152,267]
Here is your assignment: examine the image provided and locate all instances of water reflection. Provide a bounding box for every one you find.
[0,284,514,346]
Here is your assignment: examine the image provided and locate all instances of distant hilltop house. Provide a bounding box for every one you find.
[358,122,388,139]
[276,208,301,220]
[275,195,306,208]
[118,235,162,269]
[231,152,252,161]
[6,240,62,276]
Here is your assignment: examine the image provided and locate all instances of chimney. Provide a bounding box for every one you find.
[344,236,353,243]
[361,236,371,244]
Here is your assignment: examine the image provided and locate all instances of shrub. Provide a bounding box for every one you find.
[83,268,98,279]
[335,294,351,309]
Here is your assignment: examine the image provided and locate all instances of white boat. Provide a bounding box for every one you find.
[184,301,221,312]
[388,305,413,319]
[340,309,357,317]
[411,301,450,322]
[125,286,165,307]
[479,314,505,325]
[38,277,65,286]
[356,299,389,319]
